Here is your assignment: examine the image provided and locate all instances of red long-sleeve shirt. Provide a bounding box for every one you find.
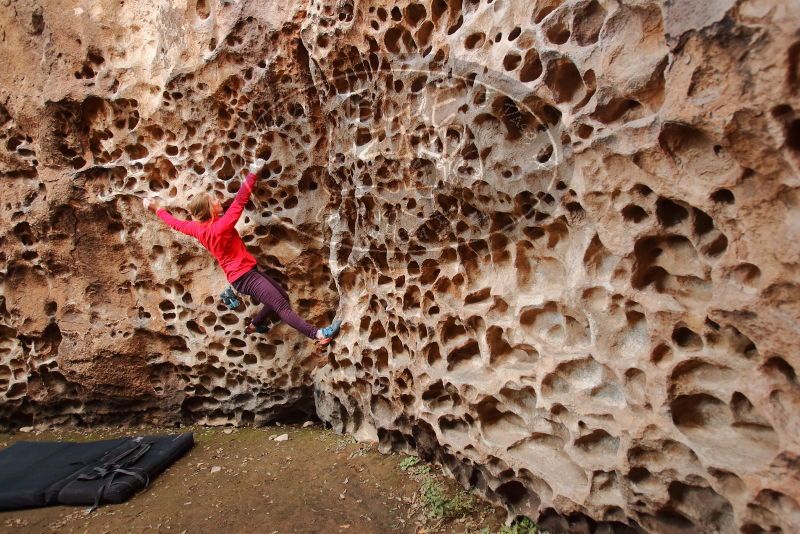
[157,172,258,283]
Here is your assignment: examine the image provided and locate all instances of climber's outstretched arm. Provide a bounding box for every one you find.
[216,159,266,231]
[144,198,200,238]
[216,172,257,230]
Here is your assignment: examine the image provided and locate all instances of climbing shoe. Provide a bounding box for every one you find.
[220,286,240,309]
[245,322,268,335]
[317,320,342,346]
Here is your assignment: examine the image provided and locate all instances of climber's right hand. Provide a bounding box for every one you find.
[248,158,266,176]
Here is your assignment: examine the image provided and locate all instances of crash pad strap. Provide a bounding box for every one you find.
[76,439,153,512]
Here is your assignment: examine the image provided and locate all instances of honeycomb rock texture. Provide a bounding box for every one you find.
[1,0,800,531]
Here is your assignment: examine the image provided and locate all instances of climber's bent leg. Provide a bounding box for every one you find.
[251,305,273,329]
[254,271,318,338]
[232,268,318,339]
[260,271,291,301]
[232,270,273,330]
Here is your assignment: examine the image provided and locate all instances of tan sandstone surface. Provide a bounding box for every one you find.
[1,0,800,532]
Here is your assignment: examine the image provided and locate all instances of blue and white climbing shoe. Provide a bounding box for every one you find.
[220,287,240,309]
[317,320,342,346]
[245,322,268,335]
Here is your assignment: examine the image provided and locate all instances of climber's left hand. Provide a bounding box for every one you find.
[143,198,160,213]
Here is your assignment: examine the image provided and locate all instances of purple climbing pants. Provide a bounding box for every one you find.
[232,268,318,339]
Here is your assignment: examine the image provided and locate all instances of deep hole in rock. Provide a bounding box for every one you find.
[544,57,583,103]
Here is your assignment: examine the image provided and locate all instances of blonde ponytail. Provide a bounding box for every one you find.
[188,193,213,221]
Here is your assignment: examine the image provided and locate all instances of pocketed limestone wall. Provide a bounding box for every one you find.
[1,0,799,531]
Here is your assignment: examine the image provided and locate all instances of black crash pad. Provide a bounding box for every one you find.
[0,432,194,511]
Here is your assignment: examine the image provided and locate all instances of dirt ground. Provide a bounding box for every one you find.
[0,424,508,534]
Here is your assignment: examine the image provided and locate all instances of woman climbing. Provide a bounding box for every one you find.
[143,159,341,345]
